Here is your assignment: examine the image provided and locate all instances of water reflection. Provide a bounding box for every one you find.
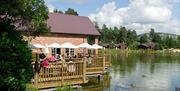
[83,53,180,91]
[82,73,111,91]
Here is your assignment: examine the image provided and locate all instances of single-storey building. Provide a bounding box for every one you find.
[31,13,100,57]
[100,43,113,49]
[115,43,127,49]
[138,42,155,50]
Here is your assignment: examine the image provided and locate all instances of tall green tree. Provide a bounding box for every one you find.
[121,27,127,43]
[100,24,109,43]
[65,8,78,16]
[126,30,137,45]
[178,36,180,48]
[0,0,49,90]
[149,28,155,40]
[53,9,63,14]
[140,34,148,43]
[152,33,161,43]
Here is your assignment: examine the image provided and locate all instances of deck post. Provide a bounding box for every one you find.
[103,54,105,73]
[109,54,111,66]
[34,72,38,88]
[34,53,39,88]
[83,58,86,83]
[61,61,64,86]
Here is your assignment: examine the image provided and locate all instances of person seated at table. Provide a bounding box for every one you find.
[39,52,46,62]
[67,61,76,72]
[85,53,91,58]
[73,55,77,58]
[55,53,62,61]
[61,54,65,61]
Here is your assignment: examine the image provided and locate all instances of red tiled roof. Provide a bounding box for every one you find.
[47,13,100,35]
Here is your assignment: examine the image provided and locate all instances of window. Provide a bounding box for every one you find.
[52,48,61,56]
[70,48,74,56]
[65,48,74,57]
[57,48,61,54]
[52,48,56,56]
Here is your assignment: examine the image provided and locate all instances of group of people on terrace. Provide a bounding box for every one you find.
[31,42,103,68]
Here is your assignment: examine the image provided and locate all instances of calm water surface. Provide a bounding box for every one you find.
[83,53,180,91]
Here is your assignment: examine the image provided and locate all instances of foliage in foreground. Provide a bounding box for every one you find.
[0,0,49,90]
[26,84,38,91]
[56,85,75,91]
[0,23,33,90]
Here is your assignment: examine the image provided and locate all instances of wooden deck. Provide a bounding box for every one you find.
[31,55,111,89]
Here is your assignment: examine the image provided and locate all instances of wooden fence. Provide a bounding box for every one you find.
[105,54,112,67]
[31,55,111,89]
[86,57,104,74]
[31,60,87,89]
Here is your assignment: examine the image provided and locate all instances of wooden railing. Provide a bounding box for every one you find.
[86,57,105,74]
[92,54,112,67]
[31,61,87,88]
[31,55,111,88]
[105,54,112,67]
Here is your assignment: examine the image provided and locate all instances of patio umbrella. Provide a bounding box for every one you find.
[77,43,93,49]
[44,44,49,54]
[92,44,103,49]
[30,43,46,63]
[60,42,78,48]
[60,42,78,57]
[91,44,103,55]
[47,43,61,56]
[30,43,46,49]
[47,43,61,48]
[77,43,94,57]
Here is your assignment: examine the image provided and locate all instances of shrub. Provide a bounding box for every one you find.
[0,25,33,90]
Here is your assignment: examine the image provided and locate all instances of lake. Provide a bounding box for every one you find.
[83,53,180,91]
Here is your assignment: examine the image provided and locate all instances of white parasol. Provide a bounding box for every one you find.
[47,43,62,48]
[60,42,78,48]
[77,43,93,49]
[30,43,46,49]
[92,44,103,49]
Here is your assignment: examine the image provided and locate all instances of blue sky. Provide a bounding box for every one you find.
[45,0,130,15]
[45,0,180,34]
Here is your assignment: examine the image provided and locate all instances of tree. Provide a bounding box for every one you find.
[149,28,155,40]
[152,33,161,43]
[126,30,138,45]
[140,34,148,43]
[120,27,127,43]
[100,24,109,43]
[53,9,63,14]
[87,35,95,44]
[65,8,78,16]
[178,36,180,48]
[149,28,161,43]
[132,30,138,41]
[0,0,49,90]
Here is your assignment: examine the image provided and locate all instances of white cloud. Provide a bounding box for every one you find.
[47,4,55,12]
[89,0,180,35]
[44,0,57,12]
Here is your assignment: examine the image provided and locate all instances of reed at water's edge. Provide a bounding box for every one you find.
[101,49,180,55]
